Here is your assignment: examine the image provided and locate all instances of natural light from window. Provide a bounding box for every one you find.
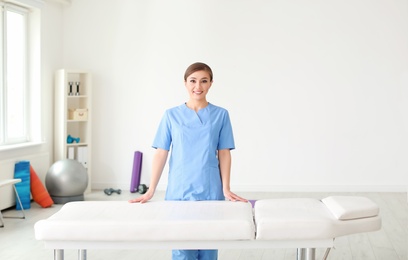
[0,2,42,151]
[6,10,26,141]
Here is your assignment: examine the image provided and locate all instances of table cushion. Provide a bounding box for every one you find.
[254,197,381,240]
[34,201,255,242]
[321,196,379,220]
[330,213,381,237]
[254,198,336,240]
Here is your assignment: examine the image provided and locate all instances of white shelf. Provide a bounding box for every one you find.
[54,69,92,193]
[66,143,89,147]
[67,95,88,98]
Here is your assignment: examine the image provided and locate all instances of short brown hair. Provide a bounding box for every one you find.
[184,62,213,82]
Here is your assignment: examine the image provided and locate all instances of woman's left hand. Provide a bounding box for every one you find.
[223,189,248,202]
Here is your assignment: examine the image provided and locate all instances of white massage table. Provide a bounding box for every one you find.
[34,196,381,260]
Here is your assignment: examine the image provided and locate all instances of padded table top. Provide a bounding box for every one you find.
[254,198,381,240]
[35,201,255,242]
[35,196,381,247]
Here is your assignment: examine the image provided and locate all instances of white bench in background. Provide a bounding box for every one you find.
[0,179,26,227]
[34,196,381,260]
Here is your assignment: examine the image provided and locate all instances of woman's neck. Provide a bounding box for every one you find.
[186,100,209,112]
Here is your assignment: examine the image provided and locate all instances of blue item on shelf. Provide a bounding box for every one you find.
[67,135,80,144]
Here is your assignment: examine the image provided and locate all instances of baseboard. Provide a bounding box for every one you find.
[229,185,407,193]
[49,0,71,5]
[91,182,407,193]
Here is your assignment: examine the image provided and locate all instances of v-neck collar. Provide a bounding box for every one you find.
[183,102,210,113]
[182,103,212,125]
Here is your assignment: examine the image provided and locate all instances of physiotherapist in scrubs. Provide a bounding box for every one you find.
[130,62,247,260]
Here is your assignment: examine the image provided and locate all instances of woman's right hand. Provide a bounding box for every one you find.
[129,148,168,204]
[128,190,154,204]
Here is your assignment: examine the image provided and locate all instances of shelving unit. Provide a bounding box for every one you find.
[54,69,92,193]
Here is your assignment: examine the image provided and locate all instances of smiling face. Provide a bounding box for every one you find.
[184,70,213,103]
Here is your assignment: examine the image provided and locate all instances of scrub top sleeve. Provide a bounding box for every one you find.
[218,111,235,150]
[152,111,172,150]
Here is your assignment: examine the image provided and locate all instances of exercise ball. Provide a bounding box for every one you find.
[46,159,88,204]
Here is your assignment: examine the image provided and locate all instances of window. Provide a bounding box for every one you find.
[0,3,29,146]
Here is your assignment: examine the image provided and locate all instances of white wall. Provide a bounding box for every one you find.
[41,0,65,164]
[60,0,408,192]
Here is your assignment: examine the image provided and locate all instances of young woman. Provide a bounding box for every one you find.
[130,62,247,260]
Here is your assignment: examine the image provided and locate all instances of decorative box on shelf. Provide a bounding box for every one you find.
[69,108,88,120]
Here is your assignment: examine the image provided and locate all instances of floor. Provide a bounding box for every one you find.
[0,191,406,260]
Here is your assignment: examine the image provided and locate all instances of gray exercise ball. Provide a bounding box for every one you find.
[46,159,88,204]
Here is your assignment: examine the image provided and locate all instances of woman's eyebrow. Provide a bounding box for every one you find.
[188,77,209,80]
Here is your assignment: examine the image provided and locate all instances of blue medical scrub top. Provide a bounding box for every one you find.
[152,103,235,201]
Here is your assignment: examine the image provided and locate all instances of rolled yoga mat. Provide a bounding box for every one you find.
[130,151,143,193]
[14,161,31,210]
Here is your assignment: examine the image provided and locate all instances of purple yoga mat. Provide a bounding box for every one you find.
[130,151,143,193]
